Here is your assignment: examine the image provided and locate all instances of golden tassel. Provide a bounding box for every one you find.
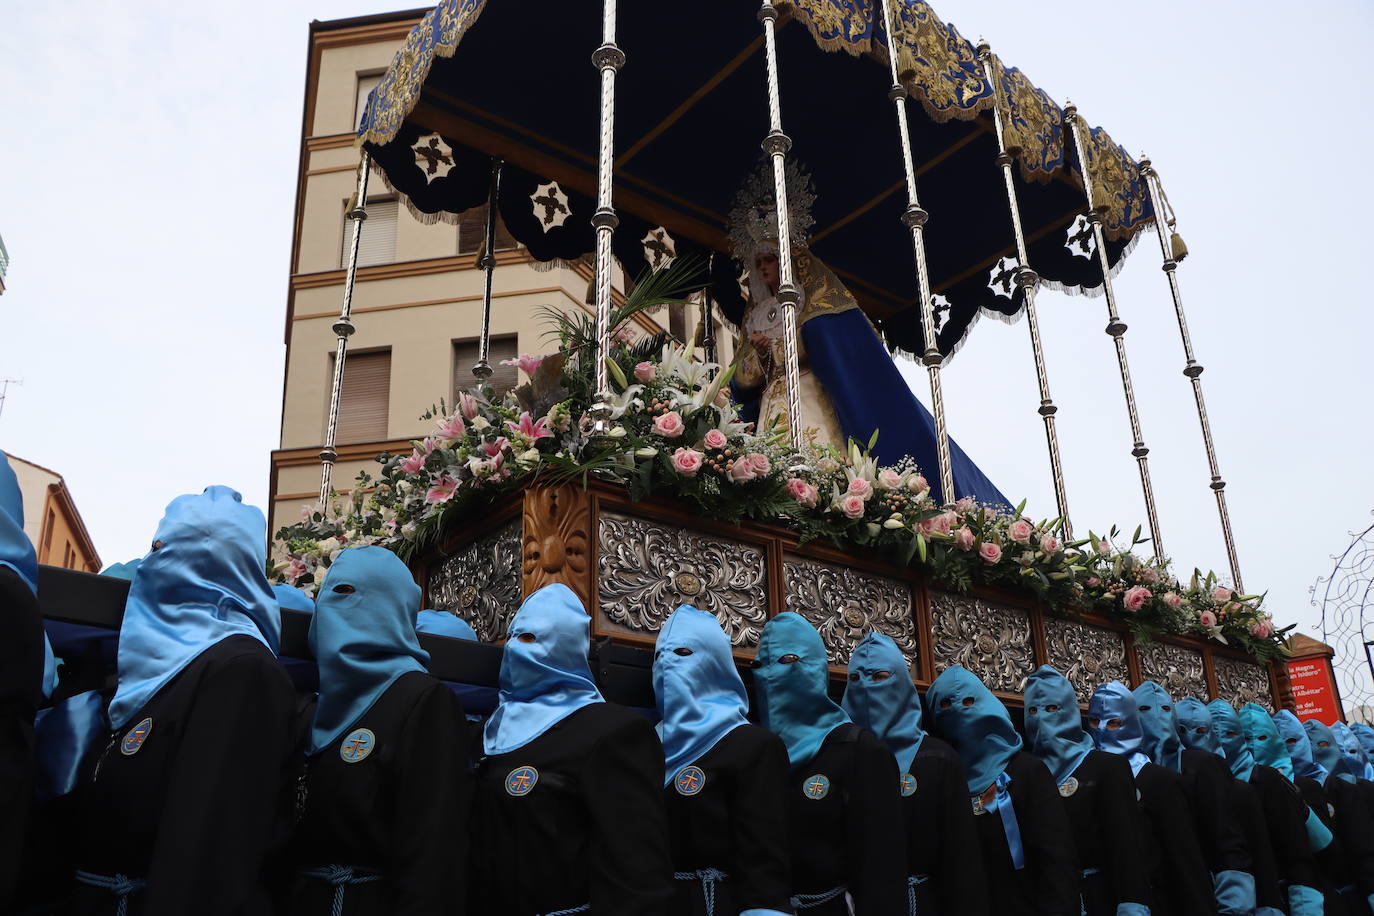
[1170,230,1188,262]
[897,46,918,84]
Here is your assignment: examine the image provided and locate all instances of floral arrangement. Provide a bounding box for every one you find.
[272,262,1285,662]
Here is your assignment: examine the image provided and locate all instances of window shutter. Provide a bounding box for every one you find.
[355,74,382,131]
[454,336,519,400]
[335,349,391,443]
[344,198,397,268]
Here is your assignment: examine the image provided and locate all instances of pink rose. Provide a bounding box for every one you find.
[1211,586,1233,603]
[727,458,758,483]
[400,449,426,474]
[847,477,874,500]
[939,510,958,534]
[1039,534,1059,554]
[1123,585,1152,612]
[786,477,819,507]
[653,411,685,438]
[954,526,976,551]
[877,469,903,491]
[907,474,929,495]
[979,542,1003,565]
[671,447,703,476]
[1250,619,1274,639]
[955,497,976,515]
[457,392,480,420]
[1162,591,1184,609]
[426,474,459,504]
[703,429,728,450]
[748,453,771,474]
[1008,519,1034,545]
[634,361,657,383]
[1097,539,1112,556]
[1198,610,1218,628]
[839,494,866,519]
[1085,577,1101,588]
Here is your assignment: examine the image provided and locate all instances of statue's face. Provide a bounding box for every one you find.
[754,252,779,291]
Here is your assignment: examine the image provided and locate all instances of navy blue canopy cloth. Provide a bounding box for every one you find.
[356,0,1153,361]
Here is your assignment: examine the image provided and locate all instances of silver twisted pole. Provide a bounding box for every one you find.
[878,0,954,505]
[701,253,718,365]
[589,0,624,439]
[471,158,503,381]
[976,43,1071,536]
[1138,154,1244,591]
[1064,106,1164,559]
[758,1,804,453]
[319,151,371,505]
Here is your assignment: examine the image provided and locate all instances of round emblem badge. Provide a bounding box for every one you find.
[900,773,917,797]
[339,728,375,763]
[802,774,831,800]
[1136,788,1142,803]
[675,766,706,796]
[1328,803,1336,818]
[120,717,153,756]
[1058,777,1079,798]
[506,765,539,797]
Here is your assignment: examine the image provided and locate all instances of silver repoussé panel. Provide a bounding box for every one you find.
[426,518,523,643]
[1044,616,1129,703]
[783,555,916,668]
[929,592,1034,692]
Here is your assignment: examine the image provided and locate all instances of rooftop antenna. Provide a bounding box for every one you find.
[0,378,23,421]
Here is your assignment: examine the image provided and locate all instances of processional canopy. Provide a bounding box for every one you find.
[357,0,1154,361]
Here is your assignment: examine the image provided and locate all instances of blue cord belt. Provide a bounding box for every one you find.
[674,867,729,916]
[906,873,931,916]
[75,870,146,916]
[791,883,848,910]
[300,864,383,916]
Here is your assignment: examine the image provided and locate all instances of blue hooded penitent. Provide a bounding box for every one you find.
[108,486,281,730]
[273,582,315,614]
[1208,701,1255,781]
[1087,682,1151,776]
[927,665,1022,794]
[1023,666,1094,787]
[1176,697,1223,756]
[308,546,429,754]
[1239,703,1293,780]
[1274,710,1327,782]
[0,449,37,596]
[841,631,924,775]
[484,584,603,756]
[1350,723,1374,768]
[1330,722,1373,781]
[653,605,750,785]
[1306,720,1360,784]
[1133,681,1183,772]
[754,612,849,769]
[416,608,478,640]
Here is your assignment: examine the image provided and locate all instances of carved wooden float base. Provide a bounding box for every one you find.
[416,482,1286,709]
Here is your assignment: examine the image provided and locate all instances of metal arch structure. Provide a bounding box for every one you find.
[1314,511,1374,718]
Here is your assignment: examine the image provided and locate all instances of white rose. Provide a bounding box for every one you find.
[470,416,490,431]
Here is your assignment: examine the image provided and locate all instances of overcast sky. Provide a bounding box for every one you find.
[3,2,1372,690]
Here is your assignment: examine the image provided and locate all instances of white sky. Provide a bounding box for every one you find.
[2,2,1372,684]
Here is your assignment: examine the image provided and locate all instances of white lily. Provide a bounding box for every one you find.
[605,384,645,419]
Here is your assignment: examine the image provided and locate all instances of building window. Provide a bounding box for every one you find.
[355,73,383,131]
[457,204,519,256]
[333,349,391,444]
[42,507,55,559]
[454,336,518,401]
[342,197,397,268]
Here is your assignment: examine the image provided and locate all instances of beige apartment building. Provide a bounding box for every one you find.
[9,454,101,573]
[270,10,724,536]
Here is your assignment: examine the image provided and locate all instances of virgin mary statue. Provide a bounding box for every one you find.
[727,163,1007,508]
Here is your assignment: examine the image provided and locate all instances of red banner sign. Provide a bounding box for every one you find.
[1287,658,1341,725]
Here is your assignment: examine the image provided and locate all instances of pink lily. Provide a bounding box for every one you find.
[425,474,459,503]
[482,436,512,458]
[436,413,466,442]
[505,412,554,442]
[400,449,426,474]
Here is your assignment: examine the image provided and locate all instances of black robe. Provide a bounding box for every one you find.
[68,634,296,916]
[1231,776,1285,913]
[1326,776,1374,914]
[1134,761,1213,916]
[470,701,673,916]
[287,671,472,915]
[1297,774,1355,916]
[972,750,1080,916]
[1057,750,1152,916]
[662,723,792,916]
[902,735,989,916]
[1249,764,1320,904]
[1179,747,1252,883]
[783,723,906,915]
[0,567,43,908]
